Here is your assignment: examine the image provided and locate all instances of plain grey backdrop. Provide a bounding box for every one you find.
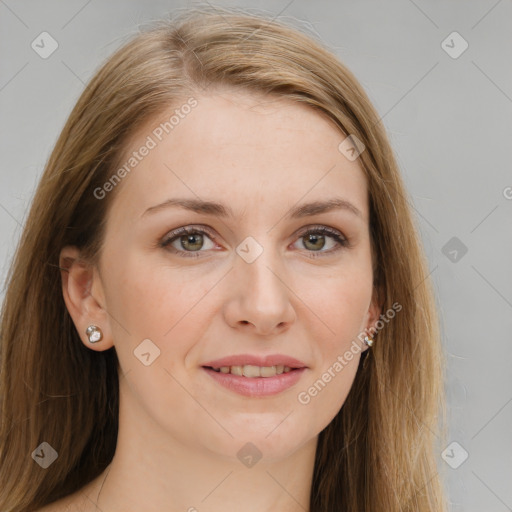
[1,0,511,510]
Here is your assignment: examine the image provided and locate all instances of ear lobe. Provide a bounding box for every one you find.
[59,245,114,351]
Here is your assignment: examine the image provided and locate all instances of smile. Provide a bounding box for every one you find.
[202,366,306,397]
[208,364,294,377]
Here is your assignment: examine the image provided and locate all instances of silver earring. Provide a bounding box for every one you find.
[86,325,103,343]
[363,335,374,347]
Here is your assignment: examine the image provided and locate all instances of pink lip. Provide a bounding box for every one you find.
[202,353,307,369]
[202,366,307,397]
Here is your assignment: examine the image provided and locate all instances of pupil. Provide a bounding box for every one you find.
[305,234,324,251]
[182,234,202,251]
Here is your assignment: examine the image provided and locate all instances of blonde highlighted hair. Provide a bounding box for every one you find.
[0,6,447,511]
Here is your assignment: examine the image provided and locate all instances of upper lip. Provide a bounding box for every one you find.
[202,354,308,369]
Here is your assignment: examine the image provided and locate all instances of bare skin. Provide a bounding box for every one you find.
[48,88,380,511]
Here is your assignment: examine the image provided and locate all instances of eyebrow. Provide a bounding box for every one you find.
[141,197,363,220]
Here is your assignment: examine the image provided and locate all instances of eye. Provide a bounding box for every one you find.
[159,225,217,258]
[291,225,349,258]
[159,224,349,259]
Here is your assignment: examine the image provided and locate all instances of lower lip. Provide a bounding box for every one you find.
[202,367,307,397]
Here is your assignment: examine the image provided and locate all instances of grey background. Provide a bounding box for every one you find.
[1,0,511,510]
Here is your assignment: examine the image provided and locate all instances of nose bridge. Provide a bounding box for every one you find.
[235,234,284,302]
[225,233,294,332]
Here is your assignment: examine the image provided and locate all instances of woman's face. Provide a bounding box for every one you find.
[85,89,379,463]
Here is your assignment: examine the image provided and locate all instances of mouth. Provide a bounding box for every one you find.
[202,364,299,378]
[201,364,307,397]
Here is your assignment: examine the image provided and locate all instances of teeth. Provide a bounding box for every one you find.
[212,364,295,377]
[260,366,277,377]
[243,365,262,378]
[230,365,243,376]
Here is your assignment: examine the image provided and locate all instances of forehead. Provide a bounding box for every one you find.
[107,89,369,224]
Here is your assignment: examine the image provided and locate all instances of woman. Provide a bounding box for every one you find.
[0,6,448,511]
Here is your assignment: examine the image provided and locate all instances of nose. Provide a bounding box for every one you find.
[222,243,296,336]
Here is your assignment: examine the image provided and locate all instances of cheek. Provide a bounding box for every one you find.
[295,293,367,430]
[300,263,373,343]
[106,255,212,335]
[104,256,223,377]
[293,267,371,419]
[104,260,217,431]
[296,351,360,436]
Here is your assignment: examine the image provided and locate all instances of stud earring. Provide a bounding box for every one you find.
[363,335,374,347]
[85,325,103,343]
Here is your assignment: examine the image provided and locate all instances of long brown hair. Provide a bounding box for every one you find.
[0,6,448,511]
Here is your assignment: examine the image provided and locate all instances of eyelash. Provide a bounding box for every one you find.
[159,224,350,259]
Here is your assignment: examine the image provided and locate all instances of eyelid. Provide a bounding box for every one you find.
[295,224,345,240]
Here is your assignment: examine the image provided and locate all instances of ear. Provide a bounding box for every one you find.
[362,286,382,352]
[59,246,114,351]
